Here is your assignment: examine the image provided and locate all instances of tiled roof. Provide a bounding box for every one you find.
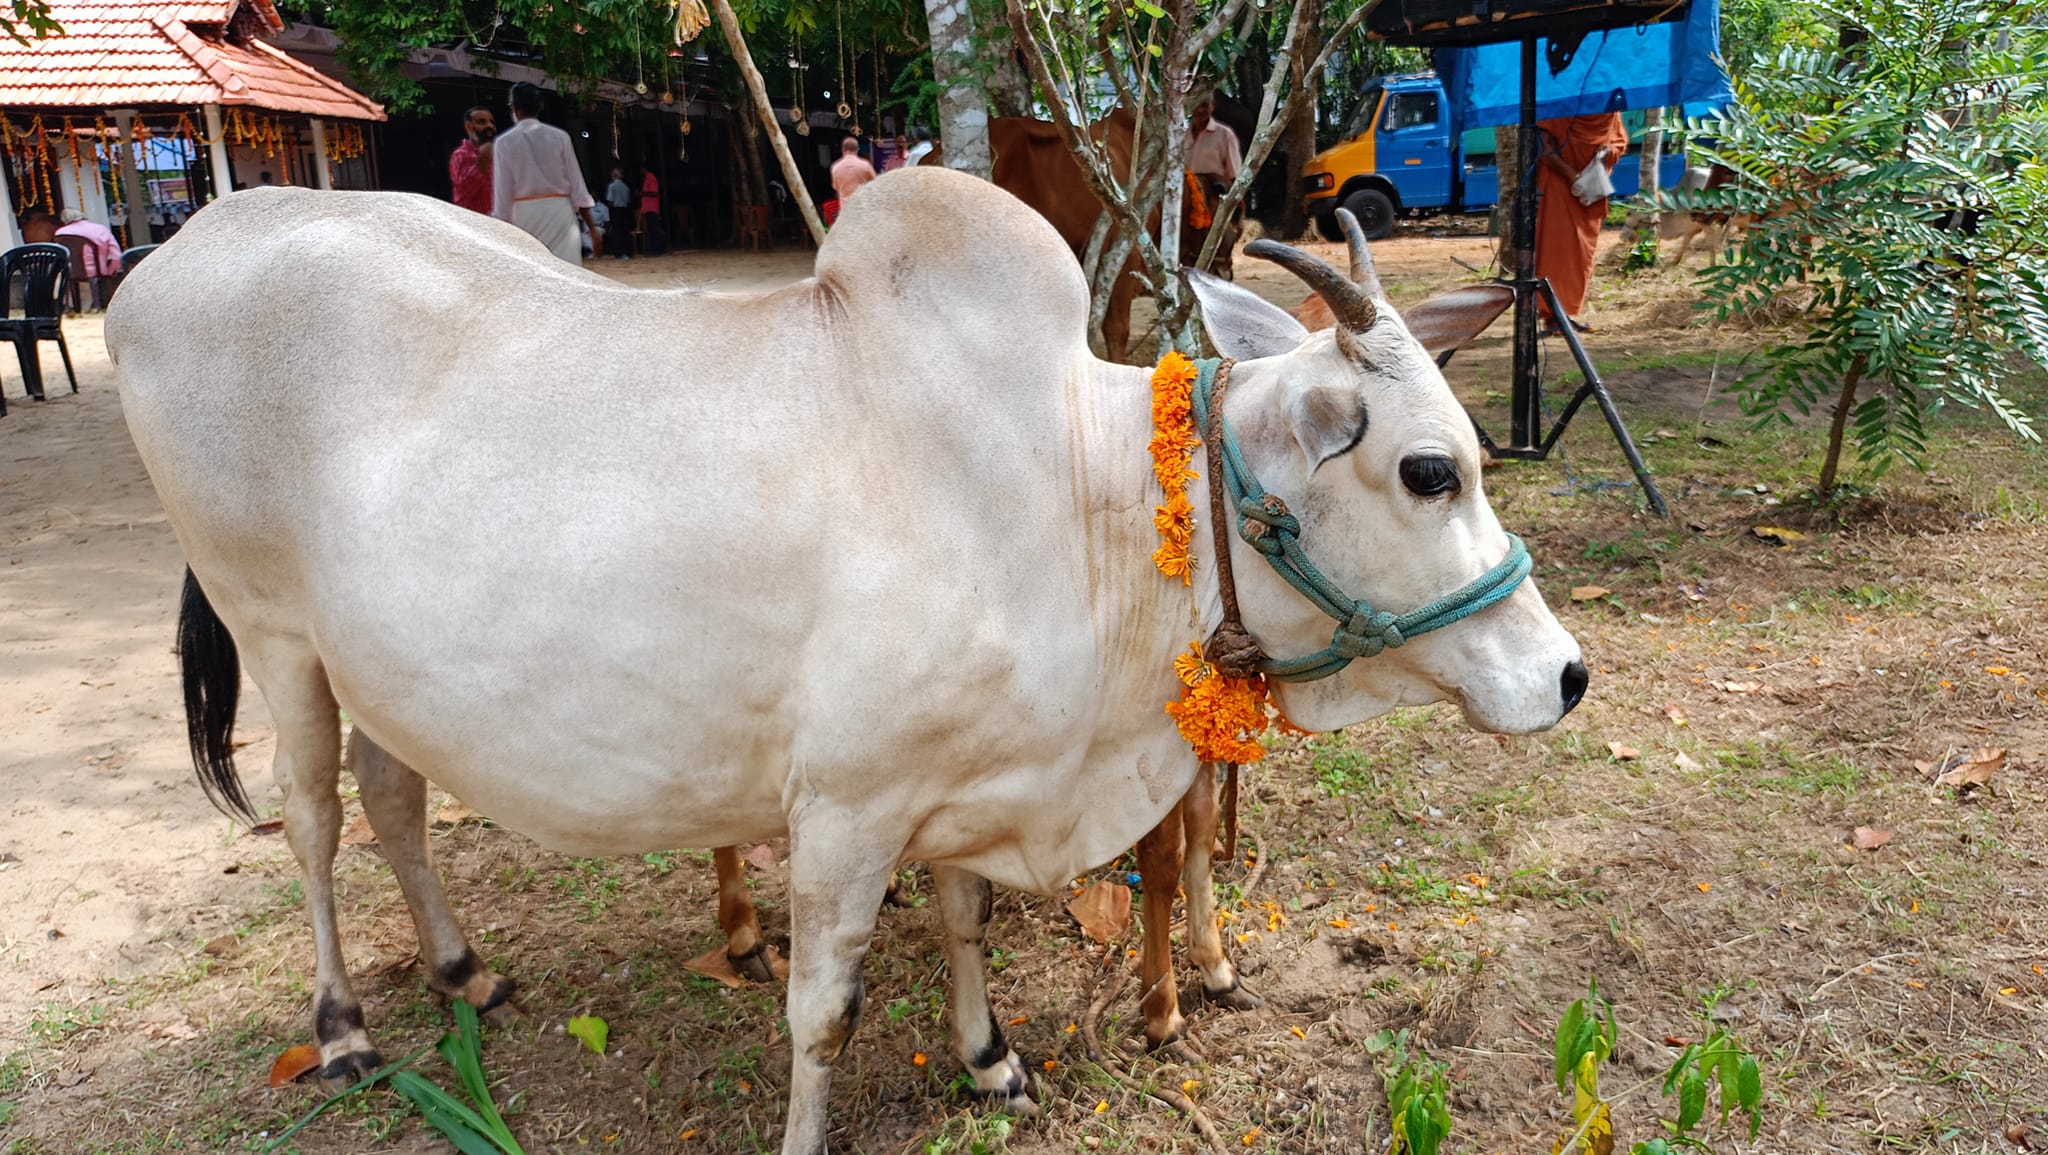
[0,2,383,120]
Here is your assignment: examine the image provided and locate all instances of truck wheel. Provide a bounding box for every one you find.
[1313,212,1343,243]
[1341,188,1397,241]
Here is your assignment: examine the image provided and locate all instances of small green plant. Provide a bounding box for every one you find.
[1549,982,1767,1155]
[1552,981,1618,1155]
[1367,1029,1452,1155]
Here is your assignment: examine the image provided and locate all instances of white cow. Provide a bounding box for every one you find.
[109,171,1583,1155]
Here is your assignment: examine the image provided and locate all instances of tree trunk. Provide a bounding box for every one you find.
[1817,354,1868,496]
[712,0,826,244]
[734,104,770,207]
[926,0,992,177]
[1493,124,1519,272]
[1637,108,1663,207]
[984,23,1033,118]
[1280,0,1320,240]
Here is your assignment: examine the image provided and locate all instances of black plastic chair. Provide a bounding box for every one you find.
[103,244,161,308]
[0,244,80,402]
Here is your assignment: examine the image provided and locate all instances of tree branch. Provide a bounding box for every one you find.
[1189,0,1254,59]
[1306,0,1381,81]
[1006,0,1168,278]
[1194,0,1329,271]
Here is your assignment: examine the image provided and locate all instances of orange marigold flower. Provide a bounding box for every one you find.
[1173,644,1212,687]
[1165,664,1271,763]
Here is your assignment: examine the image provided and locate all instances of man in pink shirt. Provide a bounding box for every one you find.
[55,209,121,310]
[491,83,600,262]
[449,106,495,215]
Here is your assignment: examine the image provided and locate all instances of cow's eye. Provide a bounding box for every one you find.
[1399,454,1461,498]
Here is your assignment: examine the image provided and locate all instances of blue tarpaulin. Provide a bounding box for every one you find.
[1435,0,1733,129]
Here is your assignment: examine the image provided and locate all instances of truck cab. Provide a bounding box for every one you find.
[1300,71,1686,242]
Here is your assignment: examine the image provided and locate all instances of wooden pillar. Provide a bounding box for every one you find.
[203,104,233,197]
[310,119,333,189]
[112,109,149,241]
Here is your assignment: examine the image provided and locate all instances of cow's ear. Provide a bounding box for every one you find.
[1399,283,1516,357]
[1189,269,1308,361]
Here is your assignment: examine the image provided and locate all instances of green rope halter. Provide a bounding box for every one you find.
[1189,357,1533,684]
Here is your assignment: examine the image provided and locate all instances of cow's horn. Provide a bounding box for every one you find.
[1245,238,1378,331]
[1335,208,1385,299]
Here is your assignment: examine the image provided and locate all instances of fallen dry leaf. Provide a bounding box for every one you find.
[202,933,239,957]
[743,843,778,870]
[1664,1035,1693,1048]
[268,1044,322,1088]
[1067,880,1133,944]
[434,803,478,825]
[683,944,789,989]
[52,1069,91,1088]
[1713,680,1767,694]
[339,814,377,846]
[1935,747,2006,790]
[361,952,419,978]
[1607,742,1640,761]
[2007,1122,2033,1149]
[1570,585,1611,602]
[1674,752,1705,774]
[248,820,285,836]
[1749,525,1807,546]
[1851,827,1893,851]
[1664,704,1688,726]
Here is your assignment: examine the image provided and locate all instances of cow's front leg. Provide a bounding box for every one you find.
[780,815,899,1155]
[933,865,1034,1115]
[1135,802,1187,1049]
[713,847,776,983]
[1181,764,1260,1011]
[348,733,516,1016]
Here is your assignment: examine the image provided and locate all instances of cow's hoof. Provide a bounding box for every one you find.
[966,1050,1038,1118]
[316,1047,385,1091]
[1202,976,1262,1012]
[1143,1010,1188,1052]
[730,944,777,984]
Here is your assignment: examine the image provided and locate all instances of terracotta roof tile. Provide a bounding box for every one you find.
[0,1,382,119]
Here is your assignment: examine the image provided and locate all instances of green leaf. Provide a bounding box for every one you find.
[392,1070,506,1155]
[1737,1053,1763,1135]
[1676,1065,1707,1133]
[566,1014,609,1056]
[1554,1000,1586,1092]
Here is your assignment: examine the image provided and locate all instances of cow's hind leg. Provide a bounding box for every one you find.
[1135,803,1187,1049]
[933,865,1034,1115]
[249,643,381,1085]
[1181,764,1260,1011]
[780,815,901,1155]
[348,733,516,1015]
[713,846,775,983]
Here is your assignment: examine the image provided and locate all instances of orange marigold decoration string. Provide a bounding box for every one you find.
[1147,352,1276,764]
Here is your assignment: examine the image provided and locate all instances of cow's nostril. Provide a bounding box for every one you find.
[1560,660,1589,715]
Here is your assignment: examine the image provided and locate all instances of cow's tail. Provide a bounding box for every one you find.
[178,568,257,823]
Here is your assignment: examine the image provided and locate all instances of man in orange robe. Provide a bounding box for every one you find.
[1534,112,1629,331]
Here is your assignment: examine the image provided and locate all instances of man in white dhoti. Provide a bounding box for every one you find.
[491,82,600,262]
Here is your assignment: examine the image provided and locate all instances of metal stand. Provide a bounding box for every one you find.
[1468,36,1668,518]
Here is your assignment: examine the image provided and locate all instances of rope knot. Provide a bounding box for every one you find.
[1203,622,1266,681]
[1237,494,1298,556]
[1333,608,1403,659]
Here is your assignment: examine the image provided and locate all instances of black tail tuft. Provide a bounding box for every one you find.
[178,568,257,823]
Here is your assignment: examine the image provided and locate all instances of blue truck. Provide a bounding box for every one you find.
[1300,71,1687,241]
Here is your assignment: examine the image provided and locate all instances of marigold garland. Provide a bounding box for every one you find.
[1147,353,1276,764]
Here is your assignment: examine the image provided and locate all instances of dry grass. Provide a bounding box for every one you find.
[5,245,2048,1155]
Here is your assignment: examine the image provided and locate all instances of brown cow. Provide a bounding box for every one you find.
[991,111,1241,361]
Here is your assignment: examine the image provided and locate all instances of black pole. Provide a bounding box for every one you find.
[1510,35,1540,451]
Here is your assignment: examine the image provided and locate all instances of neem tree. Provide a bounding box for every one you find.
[1674,0,2048,497]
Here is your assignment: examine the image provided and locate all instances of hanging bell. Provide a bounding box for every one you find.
[835,100,852,119]
[680,119,692,135]
[635,81,649,95]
